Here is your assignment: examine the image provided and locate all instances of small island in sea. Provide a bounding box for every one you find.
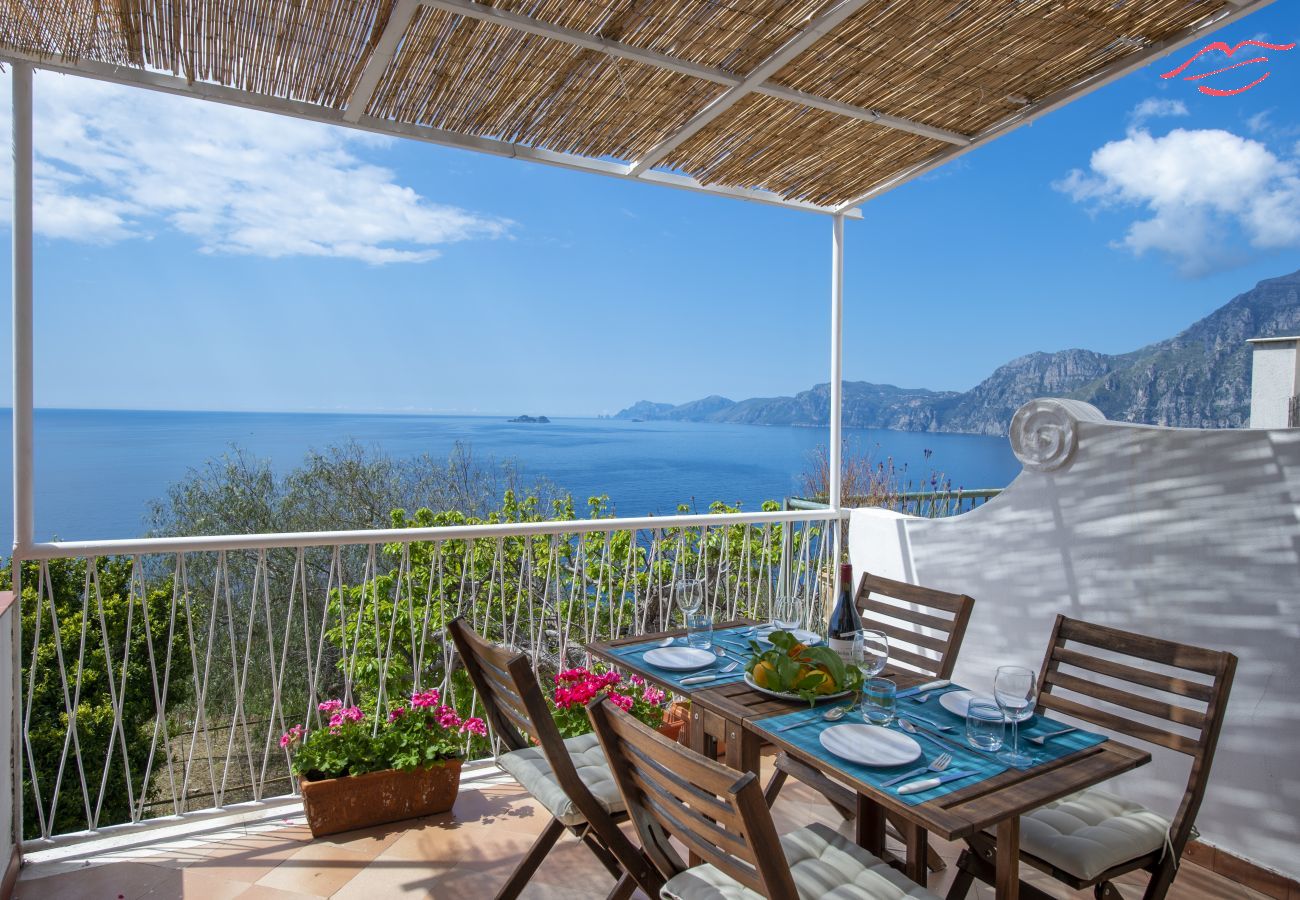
[508,414,551,423]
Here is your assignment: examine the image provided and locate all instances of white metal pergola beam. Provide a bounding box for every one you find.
[422,0,970,148]
[833,0,1279,212]
[629,0,872,176]
[343,0,422,124]
[0,48,861,218]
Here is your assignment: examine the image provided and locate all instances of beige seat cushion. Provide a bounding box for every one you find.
[1019,788,1171,881]
[661,821,940,900]
[497,731,624,828]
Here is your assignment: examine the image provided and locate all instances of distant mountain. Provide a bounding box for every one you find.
[615,269,1300,435]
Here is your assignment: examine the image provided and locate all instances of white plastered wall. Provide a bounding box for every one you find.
[848,398,1300,880]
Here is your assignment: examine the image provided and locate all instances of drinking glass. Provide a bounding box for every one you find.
[861,678,897,725]
[674,579,704,626]
[771,588,801,632]
[686,613,713,650]
[994,665,1038,766]
[857,629,889,678]
[966,699,1005,752]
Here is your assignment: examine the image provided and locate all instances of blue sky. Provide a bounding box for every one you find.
[1,6,1298,417]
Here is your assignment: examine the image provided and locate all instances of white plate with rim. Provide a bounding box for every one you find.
[940,690,1035,723]
[642,646,717,672]
[743,672,852,702]
[819,723,922,767]
[751,626,823,646]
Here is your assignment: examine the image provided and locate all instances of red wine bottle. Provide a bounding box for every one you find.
[827,562,862,664]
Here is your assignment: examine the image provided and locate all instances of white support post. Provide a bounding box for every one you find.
[10,59,33,866]
[12,63,33,553]
[829,213,845,589]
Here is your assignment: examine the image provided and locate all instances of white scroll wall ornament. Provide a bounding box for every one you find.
[1009,398,1107,472]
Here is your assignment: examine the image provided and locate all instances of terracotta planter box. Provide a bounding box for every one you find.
[299,759,462,838]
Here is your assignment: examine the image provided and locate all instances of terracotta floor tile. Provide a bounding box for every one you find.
[233,886,325,900]
[17,860,175,900]
[253,841,374,897]
[139,869,250,900]
[181,834,306,884]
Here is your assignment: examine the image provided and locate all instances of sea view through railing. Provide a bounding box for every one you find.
[0,408,1022,547]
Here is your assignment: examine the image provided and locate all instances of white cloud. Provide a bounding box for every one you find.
[1054,127,1300,276]
[0,71,511,263]
[1130,98,1189,123]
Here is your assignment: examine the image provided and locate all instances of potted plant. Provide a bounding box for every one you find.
[281,688,488,837]
[549,667,678,739]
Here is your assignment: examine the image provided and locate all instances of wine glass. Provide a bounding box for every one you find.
[994,665,1038,767]
[857,629,889,678]
[674,578,704,626]
[771,587,801,633]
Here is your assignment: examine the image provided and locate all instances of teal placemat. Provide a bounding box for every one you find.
[899,685,1108,770]
[753,705,1009,806]
[606,626,757,692]
[753,685,1108,806]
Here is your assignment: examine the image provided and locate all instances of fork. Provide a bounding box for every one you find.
[1027,726,1077,745]
[881,753,952,787]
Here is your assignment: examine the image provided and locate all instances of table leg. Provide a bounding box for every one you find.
[687,709,716,868]
[724,720,760,775]
[996,816,1020,900]
[901,820,928,887]
[854,794,885,857]
[688,708,716,759]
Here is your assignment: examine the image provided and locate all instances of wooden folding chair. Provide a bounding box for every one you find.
[446,617,662,900]
[586,696,941,900]
[765,571,974,872]
[946,615,1237,900]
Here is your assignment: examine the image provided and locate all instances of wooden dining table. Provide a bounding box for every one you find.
[586,620,1153,900]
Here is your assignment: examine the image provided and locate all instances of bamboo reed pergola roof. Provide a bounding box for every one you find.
[0,0,1276,214]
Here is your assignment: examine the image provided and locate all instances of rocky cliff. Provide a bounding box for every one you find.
[615,269,1300,434]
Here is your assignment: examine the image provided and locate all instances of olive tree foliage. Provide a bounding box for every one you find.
[147,440,561,537]
[135,441,568,780]
[332,495,817,757]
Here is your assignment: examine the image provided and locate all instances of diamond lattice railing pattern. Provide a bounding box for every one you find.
[18,513,834,841]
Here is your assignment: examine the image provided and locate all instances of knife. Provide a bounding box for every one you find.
[680,672,745,685]
[897,769,980,795]
[896,679,950,699]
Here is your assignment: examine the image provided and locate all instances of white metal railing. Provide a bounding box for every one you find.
[16,509,839,844]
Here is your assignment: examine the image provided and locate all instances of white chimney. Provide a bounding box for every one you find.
[1248,336,1300,428]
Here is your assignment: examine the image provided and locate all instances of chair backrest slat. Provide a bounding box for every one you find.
[1036,615,1236,853]
[854,571,975,680]
[1051,645,1215,703]
[588,698,800,900]
[883,643,946,676]
[447,617,614,828]
[1037,692,1201,755]
[1045,670,1207,731]
[859,598,954,634]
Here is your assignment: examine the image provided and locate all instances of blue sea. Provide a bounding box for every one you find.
[0,409,1022,547]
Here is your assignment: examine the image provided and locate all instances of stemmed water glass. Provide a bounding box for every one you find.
[994,665,1038,767]
[674,578,704,627]
[771,587,802,633]
[857,629,889,678]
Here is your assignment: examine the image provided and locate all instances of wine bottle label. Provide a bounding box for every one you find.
[828,636,856,665]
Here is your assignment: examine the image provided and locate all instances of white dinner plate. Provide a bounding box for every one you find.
[940,690,1035,723]
[818,724,922,767]
[752,626,823,646]
[642,646,717,672]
